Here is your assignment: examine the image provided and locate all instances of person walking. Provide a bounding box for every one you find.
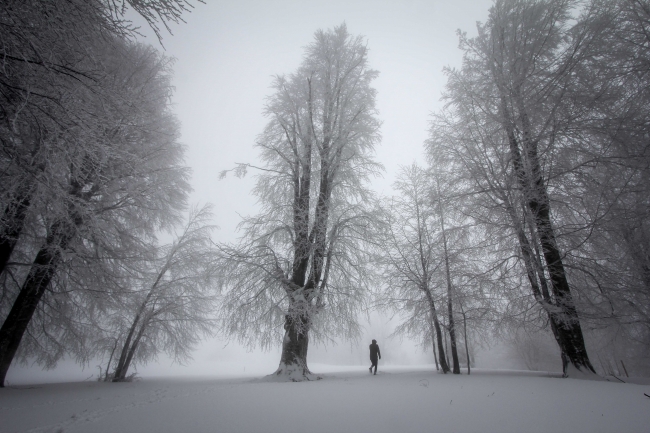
[369,339,381,375]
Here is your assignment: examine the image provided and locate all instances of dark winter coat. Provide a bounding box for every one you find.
[369,343,381,361]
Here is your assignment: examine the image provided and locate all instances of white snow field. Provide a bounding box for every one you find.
[1,365,649,433]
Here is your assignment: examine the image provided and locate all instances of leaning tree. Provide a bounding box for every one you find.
[218,24,382,381]
[429,0,604,376]
[109,205,218,382]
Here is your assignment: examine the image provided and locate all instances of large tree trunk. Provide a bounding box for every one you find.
[517,101,595,375]
[0,166,90,387]
[0,218,76,387]
[502,191,569,371]
[493,65,595,376]
[274,308,316,381]
[277,118,332,380]
[494,80,595,375]
[529,196,595,375]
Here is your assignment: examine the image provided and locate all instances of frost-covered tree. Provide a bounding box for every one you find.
[218,24,382,381]
[378,164,450,373]
[484,0,597,375]
[109,205,218,382]
[559,0,650,375]
[379,162,489,375]
[0,0,199,278]
[0,39,190,387]
[0,0,199,277]
[428,0,602,376]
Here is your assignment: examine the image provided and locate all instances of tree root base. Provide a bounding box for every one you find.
[262,364,323,382]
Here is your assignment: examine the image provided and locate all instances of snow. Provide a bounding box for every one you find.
[264,362,323,382]
[564,363,606,381]
[2,365,649,433]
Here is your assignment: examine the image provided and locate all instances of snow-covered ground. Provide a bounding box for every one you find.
[2,365,649,433]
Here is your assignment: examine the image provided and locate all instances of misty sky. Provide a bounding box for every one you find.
[129,0,494,241]
[145,0,498,371]
[10,0,503,383]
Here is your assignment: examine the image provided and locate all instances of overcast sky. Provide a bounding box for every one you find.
[11,0,503,383]
[129,0,494,242]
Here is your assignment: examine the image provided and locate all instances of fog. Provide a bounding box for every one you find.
[8,306,562,385]
[8,0,522,385]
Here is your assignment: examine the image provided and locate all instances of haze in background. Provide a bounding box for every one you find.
[8,0,510,385]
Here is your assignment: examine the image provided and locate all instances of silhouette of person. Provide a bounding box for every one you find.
[369,339,381,375]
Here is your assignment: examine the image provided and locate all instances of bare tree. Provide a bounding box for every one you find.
[218,24,382,381]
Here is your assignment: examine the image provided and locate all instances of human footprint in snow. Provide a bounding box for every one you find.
[369,339,381,375]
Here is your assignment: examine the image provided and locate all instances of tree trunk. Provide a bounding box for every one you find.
[435,176,460,375]
[0,218,76,387]
[112,313,141,382]
[104,339,118,382]
[461,307,470,375]
[425,291,449,373]
[115,323,147,381]
[518,104,595,375]
[428,315,439,371]
[0,130,44,277]
[274,309,313,380]
[532,206,595,375]
[446,297,461,374]
[502,191,570,370]
[113,267,167,382]
[441,220,460,374]
[497,87,595,375]
[443,321,450,368]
